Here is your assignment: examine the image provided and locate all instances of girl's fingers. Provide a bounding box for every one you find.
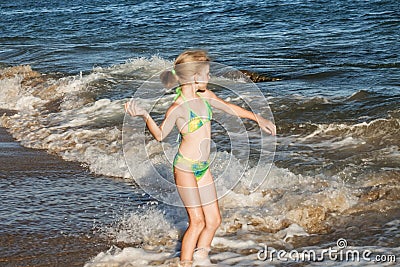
[261,125,272,135]
[259,122,276,135]
[124,100,138,116]
[269,125,276,136]
[266,122,276,136]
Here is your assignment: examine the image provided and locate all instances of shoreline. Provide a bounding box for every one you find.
[0,122,110,266]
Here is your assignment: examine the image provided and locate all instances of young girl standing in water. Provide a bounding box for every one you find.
[125,50,276,267]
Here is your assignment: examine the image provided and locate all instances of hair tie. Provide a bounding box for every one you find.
[171,69,177,76]
[173,86,182,101]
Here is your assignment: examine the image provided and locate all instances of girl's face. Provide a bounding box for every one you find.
[195,64,210,91]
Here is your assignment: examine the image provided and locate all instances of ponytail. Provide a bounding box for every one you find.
[160,69,178,89]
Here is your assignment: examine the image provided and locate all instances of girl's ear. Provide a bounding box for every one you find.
[193,73,199,84]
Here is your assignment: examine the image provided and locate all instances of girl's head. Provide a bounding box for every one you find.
[160,50,210,90]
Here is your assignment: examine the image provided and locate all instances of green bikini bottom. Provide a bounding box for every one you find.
[173,152,210,181]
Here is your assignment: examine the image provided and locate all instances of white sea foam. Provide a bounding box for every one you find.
[0,70,38,110]
[94,55,173,76]
[84,246,172,267]
[103,207,179,245]
[300,118,400,143]
[84,163,362,265]
[84,241,400,266]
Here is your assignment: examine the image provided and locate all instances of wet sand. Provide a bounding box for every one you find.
[0,109,150,266]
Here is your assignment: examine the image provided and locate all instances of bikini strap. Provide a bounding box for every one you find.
[176,132,182,142]
[174,86,192,108]
[173,86,182,101]
[196,92,213,120]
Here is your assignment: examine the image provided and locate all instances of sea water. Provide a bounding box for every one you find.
[1,0,399,266]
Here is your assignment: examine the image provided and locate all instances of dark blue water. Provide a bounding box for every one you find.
[1,0,399,83]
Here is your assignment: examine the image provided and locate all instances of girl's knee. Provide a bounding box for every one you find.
[189,215,206,231]
[206,214,221,230]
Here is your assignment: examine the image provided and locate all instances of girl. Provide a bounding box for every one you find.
[125,50,276,267]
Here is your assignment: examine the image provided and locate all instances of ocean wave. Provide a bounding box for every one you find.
[274,116,399,179]
[1,63,397,179]
[0,60,276,182]
[297,70,345,80]
[299,117,400,146]
[275,88,399,138]
[347,89,375,101]
[340,62,400,69]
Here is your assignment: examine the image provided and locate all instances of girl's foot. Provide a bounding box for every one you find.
[178,260,193,267]
[193,247,213,266]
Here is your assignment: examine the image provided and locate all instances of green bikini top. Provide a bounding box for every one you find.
[174,87,212,136]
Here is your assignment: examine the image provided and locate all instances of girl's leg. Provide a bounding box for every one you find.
[196,170,222,253]
[179,206,205,265]
[174,168,204,264]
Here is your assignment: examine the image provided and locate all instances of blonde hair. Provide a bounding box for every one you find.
[160,50,210,89]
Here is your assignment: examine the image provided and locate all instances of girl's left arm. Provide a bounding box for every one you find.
[204,89,276,135]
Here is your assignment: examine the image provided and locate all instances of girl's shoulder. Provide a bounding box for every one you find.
[197,88,213,97]
[198,88,218,102]
[166,100,184,118]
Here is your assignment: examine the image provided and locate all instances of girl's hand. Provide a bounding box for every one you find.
[124,100,147,117]
[256,114,276,136]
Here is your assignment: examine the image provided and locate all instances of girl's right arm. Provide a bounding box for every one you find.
[124,100,179,141]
